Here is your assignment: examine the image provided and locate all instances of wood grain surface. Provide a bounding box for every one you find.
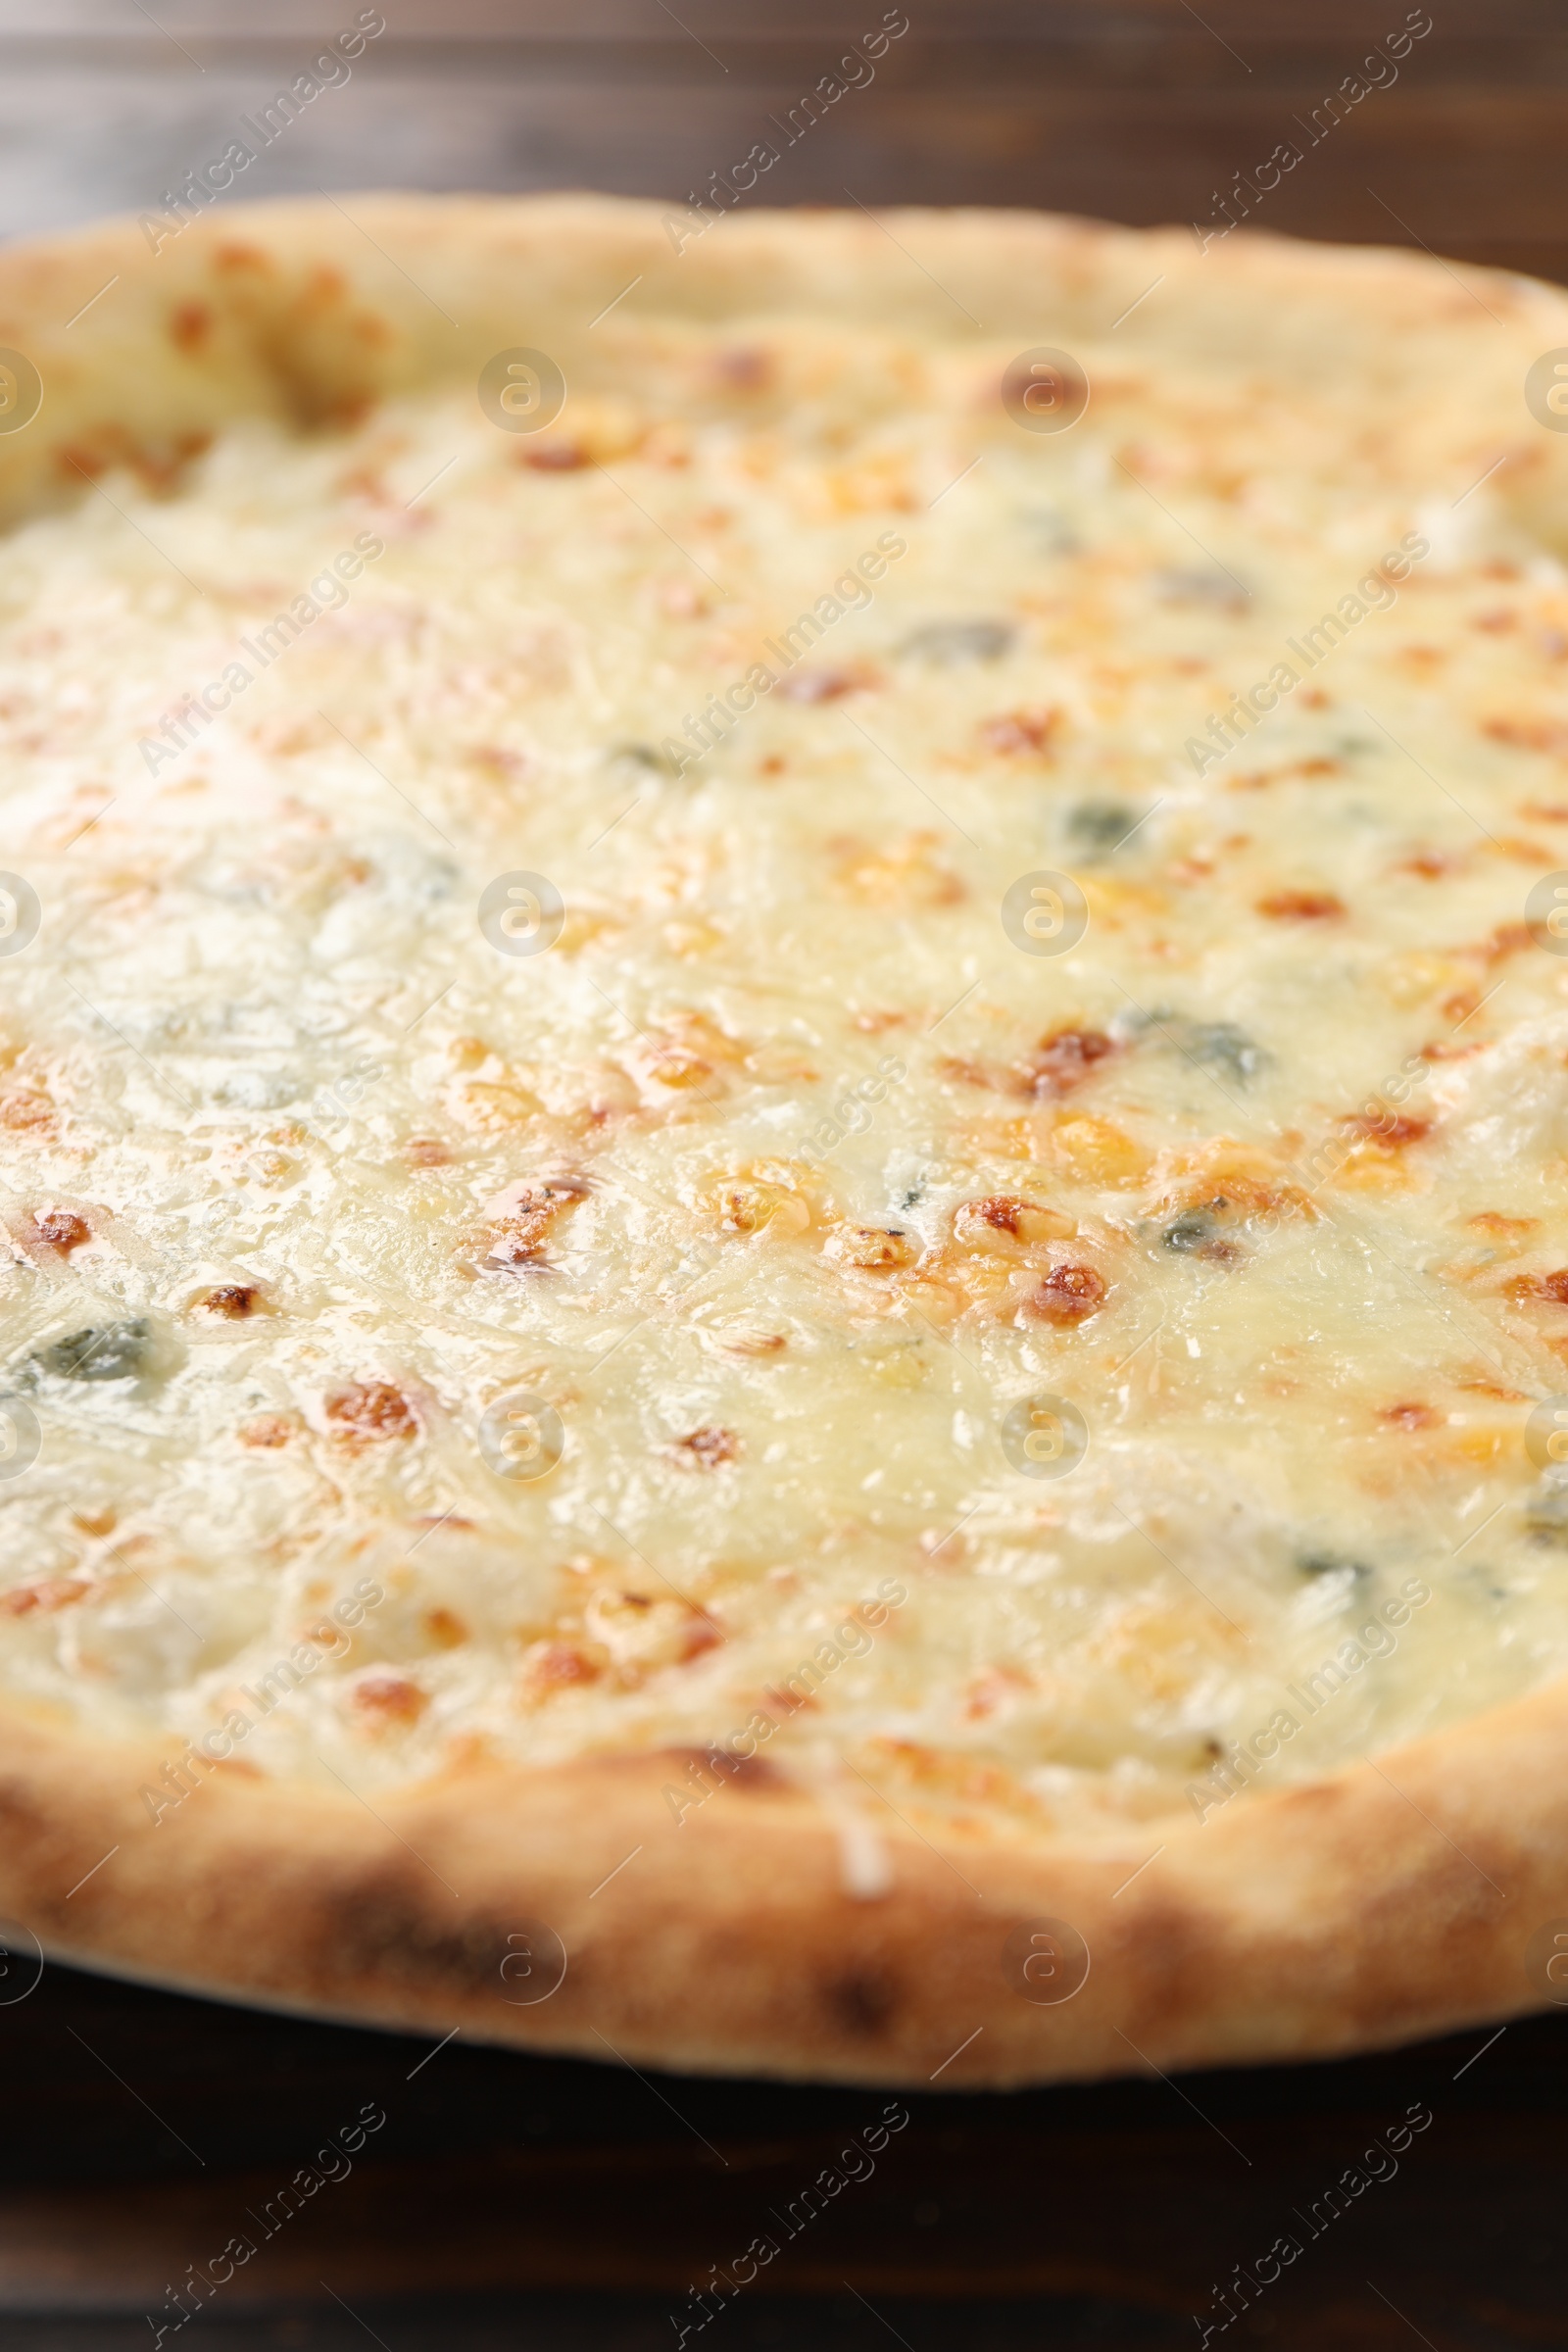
[0,1947,1563,2349]
[0,0,1562,285]
[2,4,1566,2344]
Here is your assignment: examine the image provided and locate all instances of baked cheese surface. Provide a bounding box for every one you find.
[4,316,1568,1846]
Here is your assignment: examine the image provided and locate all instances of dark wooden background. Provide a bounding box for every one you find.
[3,3,1567,2345]
[0,0,1564,284]
[3,1950,1566,2350]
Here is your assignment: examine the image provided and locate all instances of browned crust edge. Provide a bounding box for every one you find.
[3,189,1566,532]
[0,193,1564,2084]
[1,1677,1562,2089]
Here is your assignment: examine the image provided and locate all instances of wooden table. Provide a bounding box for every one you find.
[0,0,1563,285]
[2,4,1565,2343]
[2,1949,1564,2348]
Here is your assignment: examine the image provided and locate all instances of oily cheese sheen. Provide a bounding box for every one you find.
[4,197,1568,2083]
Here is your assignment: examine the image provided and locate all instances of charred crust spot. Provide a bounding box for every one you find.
[239,1413,292,1447]
[1341,1112,1431,1148]
[522,442,587,471]
[670,1425,741,1469]
[681,1619,724,1664]
[26,1209,89,1253]
[1029,1263,1107,1323]
[213,242,273,275]
[325,1381,417,1440]
[0,1095,53,1132]
[825,1969,896,2036]
[828,1225,919,1272]
[1508,1267,1568,1306]
[716,1329,787,1356]
[660,1744,787,1790]
[476,1176,590,1273]
[56,444,105,485]
[979,706,1059,756]
[318,1870,522,2001]
[971,1195,1023,1235]
[953,1194,1071,1250]
[485,1232,551,1274]
[777,668,863,704]
[1380,1401,1440,1429]
[1256,890,1345,921]
[523,1177,589,1205]
[711,347,773,392]
[524,1641,602,1692]
[200,1285,258,1318]
[1485,714,1568,751]
[303,265,349,306]
[0,1774,51,1854]
[170,300,213,353]
[1483,921,1534,965]
[1020,1028,1115,1097]
[350,1670,427,1727]
[406,1137,450,1167]
[715,1749,783,1788]
[1,1576,88,1617]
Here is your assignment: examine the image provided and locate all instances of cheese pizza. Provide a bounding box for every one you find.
[0,195,1565,2082]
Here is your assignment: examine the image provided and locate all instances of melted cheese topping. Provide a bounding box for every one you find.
[4,317,1568,1844]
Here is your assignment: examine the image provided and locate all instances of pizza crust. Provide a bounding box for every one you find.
[0,1678,1552,2087]
[0,192,1565,2083]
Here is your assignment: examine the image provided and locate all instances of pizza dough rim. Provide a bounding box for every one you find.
[0,192,1560,2086]
[0,1682,1552,2087]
